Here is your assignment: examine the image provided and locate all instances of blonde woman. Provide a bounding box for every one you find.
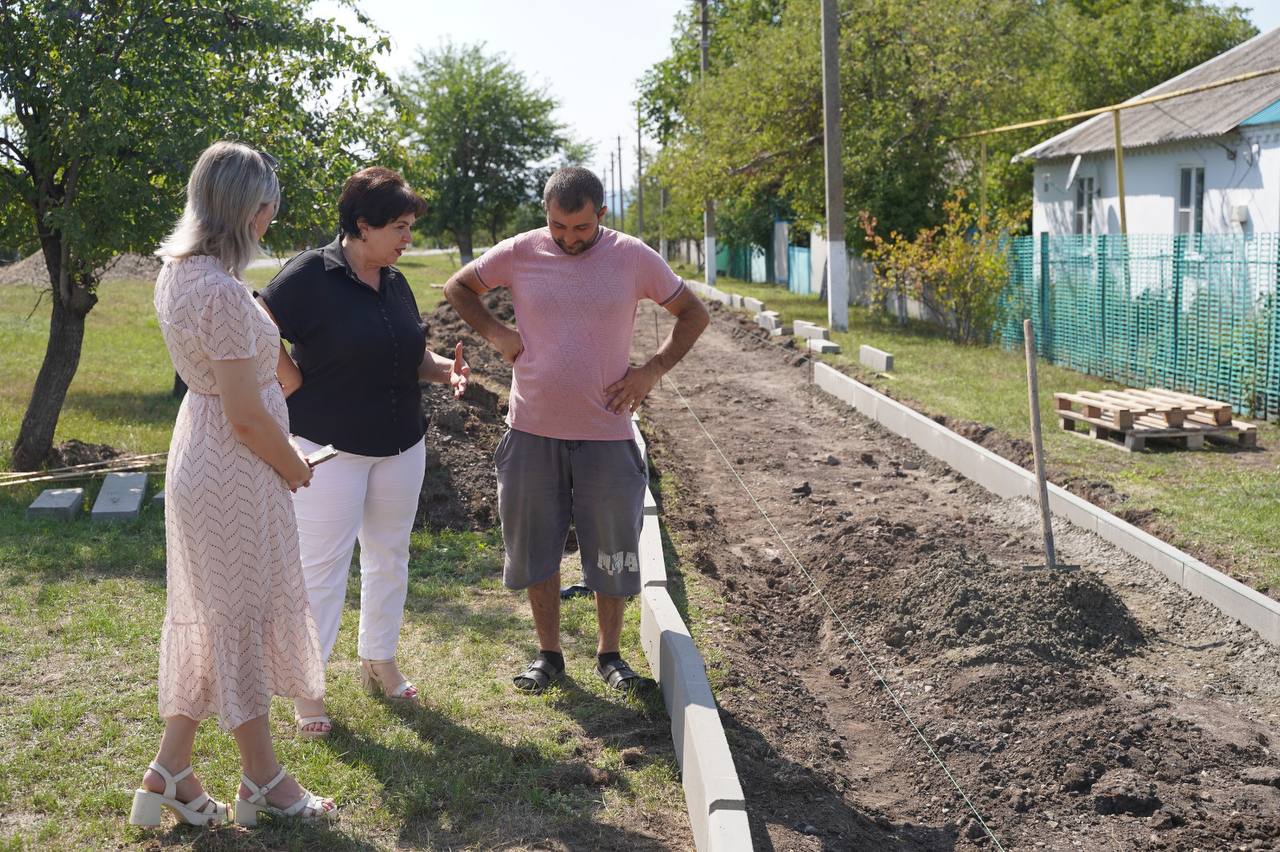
[130,141,335,827]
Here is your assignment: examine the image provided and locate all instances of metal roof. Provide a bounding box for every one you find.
[1017,27,1280,162]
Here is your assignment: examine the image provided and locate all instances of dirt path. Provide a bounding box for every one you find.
[635,302,1280,851]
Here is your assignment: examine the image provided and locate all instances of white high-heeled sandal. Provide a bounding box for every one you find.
[360,658,419,704]
[233,767,336,826]
[128,761,228,826]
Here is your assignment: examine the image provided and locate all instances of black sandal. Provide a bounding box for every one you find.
[596,657,654,693]
[559,584,592,600]
[513,657,564,693]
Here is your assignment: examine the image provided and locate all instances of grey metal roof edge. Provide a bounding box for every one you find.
[1014,27,1275,162]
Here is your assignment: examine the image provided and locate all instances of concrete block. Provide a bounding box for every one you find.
[767,326,792,337]
[807,338,840,354]
[1046,486,1098,535]
[742,297,764,314]
[729,293,743,309]
[706,808,753,852]
[755,311,782,330]
[90,472,146,522]
[794,323,830,341]
[639,515,667,588]
[643,487,658,517]
[707,288,731,305]
[1182,556,1280,646]
[859,344,894,372]
[152,491,165,511]
[26,487,84,521]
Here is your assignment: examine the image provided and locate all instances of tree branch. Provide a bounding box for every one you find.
[727,133,821,176]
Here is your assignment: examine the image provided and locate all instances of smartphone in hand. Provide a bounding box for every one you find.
[305,444,338,467]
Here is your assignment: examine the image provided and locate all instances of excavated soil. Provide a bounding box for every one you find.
[415,290,513,530]
[633,301,1280,851]
[0,251,162,286]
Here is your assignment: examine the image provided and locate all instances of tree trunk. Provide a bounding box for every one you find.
[457,229,474,266]
[11,246,98,470]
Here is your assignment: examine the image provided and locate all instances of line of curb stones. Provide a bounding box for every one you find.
[811,362,1280,647]
[632,419,754,851]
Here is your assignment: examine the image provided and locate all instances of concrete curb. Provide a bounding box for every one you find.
[812,362,1280,647]
[632,421,753,851]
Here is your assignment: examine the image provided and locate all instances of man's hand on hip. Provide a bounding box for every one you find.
[492,326,525,364]
[604,363,661,415]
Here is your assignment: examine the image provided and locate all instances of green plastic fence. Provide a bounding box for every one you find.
[996,233,1280,419]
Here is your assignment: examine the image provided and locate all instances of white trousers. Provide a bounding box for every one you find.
[291,435,426,664]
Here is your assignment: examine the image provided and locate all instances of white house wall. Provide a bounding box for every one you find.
[1031,125,1280,237]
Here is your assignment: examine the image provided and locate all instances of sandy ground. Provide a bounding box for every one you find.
[631,301,1280,851]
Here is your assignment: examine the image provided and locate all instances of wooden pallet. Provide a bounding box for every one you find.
[1053,387,1257,452]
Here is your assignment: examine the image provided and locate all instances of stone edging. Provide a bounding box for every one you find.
[632,422,754,851]
[812,362,1280,646]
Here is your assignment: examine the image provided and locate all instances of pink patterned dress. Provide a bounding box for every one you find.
[154,255,324,731]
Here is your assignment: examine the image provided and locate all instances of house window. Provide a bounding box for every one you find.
[1177,167,1204,234]
[1074,176,1095,235]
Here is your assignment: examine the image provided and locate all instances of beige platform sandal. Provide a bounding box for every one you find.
[359,658,419,704]
[233,767,336,826]
[128,761,228,826]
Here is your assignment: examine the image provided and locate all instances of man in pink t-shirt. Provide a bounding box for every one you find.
[444,166,709,694]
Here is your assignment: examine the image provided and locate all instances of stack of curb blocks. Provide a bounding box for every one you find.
[26,472,153,522]
[632,418,752,851]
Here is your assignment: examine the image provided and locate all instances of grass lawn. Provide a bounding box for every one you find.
[674,265,1280,593]
[0,258,688,849]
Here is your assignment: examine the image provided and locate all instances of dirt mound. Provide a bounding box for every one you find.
[47,439,123,468]
[414,290,513,531]
[0,251,162,287]
[868,547,1142,669]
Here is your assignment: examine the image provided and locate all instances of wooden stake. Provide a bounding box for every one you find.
[1024,318,1057,569]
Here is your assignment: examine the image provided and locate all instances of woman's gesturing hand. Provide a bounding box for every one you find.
[450,341,471,398]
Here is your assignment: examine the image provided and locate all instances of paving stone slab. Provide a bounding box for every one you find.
[807,338,841,354]
[26,487,84,521]
[90,472,147,522]
[794,324,831,341]
[859,344,894,372]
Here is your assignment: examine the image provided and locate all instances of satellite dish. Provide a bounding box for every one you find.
[1064,155,1082,192]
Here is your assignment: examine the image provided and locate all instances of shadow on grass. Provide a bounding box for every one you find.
[328,690,672,849]
[63,389,181,427]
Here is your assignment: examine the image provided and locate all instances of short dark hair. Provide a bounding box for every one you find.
[338,167,427,238]
[542,167,603,214]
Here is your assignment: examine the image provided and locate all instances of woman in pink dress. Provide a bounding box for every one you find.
[130,141,335,828]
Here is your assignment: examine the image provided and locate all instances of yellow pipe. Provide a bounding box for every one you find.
[954,64,1280,141]
[1112,110,1128,236]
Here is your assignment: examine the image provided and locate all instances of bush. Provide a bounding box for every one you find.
[860,193,1023,344]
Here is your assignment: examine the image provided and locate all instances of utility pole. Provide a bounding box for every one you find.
[608,151,616,229]
[820,0,848,331]
[636,103,644,241]
[700,0,716,285]
[617,135,625,233]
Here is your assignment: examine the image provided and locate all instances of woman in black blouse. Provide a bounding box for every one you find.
[259,167,467,736]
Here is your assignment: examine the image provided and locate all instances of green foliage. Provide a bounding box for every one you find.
[0,0,390,284]
[389,43,568,259]
[861,193,1025,343]
[640,0,1257,251]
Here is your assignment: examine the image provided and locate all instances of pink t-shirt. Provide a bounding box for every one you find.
[472,227,685,441]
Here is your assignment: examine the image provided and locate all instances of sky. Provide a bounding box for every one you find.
[313,0,689,204]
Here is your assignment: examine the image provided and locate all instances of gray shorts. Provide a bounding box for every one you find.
[495,429,647,597]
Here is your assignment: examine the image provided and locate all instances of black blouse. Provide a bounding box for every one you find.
[260,237,427,457]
